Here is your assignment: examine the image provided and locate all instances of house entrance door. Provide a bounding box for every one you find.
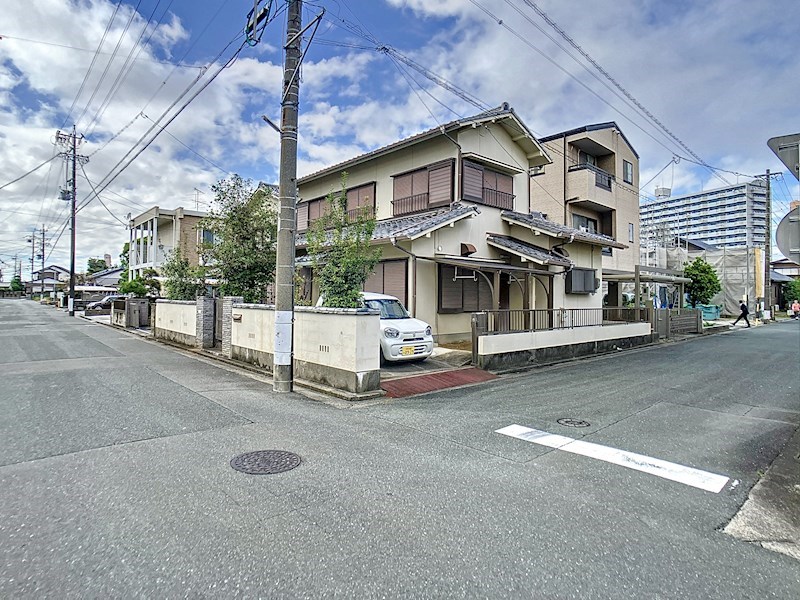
[214,298,223,347]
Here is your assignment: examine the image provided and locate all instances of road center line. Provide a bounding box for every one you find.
[495,424,730,493]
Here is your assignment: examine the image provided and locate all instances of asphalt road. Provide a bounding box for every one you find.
[1,299,799,598]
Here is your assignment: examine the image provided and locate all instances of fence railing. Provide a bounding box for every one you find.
[481,188,514,209]
[480,307,649,334]
[392,192,429,216]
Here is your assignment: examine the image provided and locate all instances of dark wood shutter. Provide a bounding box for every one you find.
[483,170,497,191]
[462,161,483,202]
[383,260,407,305]
[428,163,452,207]
[478,275,493,310]
[497,173,513,195]
[297,202,309,231]
[439,265,463,312]
[462,272,479,312]
[394,174,412,200]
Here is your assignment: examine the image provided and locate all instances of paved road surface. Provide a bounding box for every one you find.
[1,299,799,598]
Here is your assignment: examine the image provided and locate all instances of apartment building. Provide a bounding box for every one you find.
[529,123,641,275]
[640,180,768,249]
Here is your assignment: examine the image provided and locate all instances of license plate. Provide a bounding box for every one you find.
[401,346,414,356]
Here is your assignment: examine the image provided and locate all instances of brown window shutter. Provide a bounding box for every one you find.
[496,172,513,195]
[462,273,479,312]
[382,260,408,305]
[483,170,497,191]
[478,275,493,309]
[411,170,428,197]
[364,262,384,294]
[462,161,483,202]
[346,188,359,212]
[394,174,412,201]
[308,200,320,222]
[297,202,309,231]
[428,163,452,207]
[358,183,375,212]
[439,265,463,312]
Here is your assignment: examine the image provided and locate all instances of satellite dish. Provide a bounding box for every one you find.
[775,207,800,263]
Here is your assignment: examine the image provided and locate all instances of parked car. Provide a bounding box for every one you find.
[86,294,126,310]
[317,292,434,362]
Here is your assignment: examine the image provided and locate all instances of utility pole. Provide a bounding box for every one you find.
[56,126,88,316]
[40,224,47,297]
[764,169,771,317]
[273,0,302,393]
[28,230,36,286]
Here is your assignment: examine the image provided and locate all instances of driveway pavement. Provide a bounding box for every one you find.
[1,299,799,598]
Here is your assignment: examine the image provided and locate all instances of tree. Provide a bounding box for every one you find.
[161,247,204,300]
[784,278,800,305]
[684,257,722,307]
[306,173,381,308]
[140,267,161,297]
[118,278,147,297]
[10,275,23,292]
[200,175,277,303]
[87,257,107,275]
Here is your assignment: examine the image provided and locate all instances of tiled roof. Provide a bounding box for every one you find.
[486,233,572,267]
[295,204,479,247]
[501,210,627,249]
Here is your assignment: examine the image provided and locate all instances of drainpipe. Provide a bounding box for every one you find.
[562,136,568,225]
[390,236,417,316]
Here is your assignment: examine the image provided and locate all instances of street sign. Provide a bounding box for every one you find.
[775,207,800,263]
[767,134,800,181]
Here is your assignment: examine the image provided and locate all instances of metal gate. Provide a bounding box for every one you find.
[214,298,223,347]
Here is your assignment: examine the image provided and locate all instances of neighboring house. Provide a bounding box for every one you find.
[530,123,640,302]
[640,179,768,249]
[295,104,627,342]
[771,257,799,280]
[86,266,124,288]
[28,264,70,294]
[128,206,209,279]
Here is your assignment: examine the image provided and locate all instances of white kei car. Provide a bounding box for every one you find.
[317,292,434,362]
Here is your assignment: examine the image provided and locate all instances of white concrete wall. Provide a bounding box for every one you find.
[230,304,380,376]
[478,322,651,355]
[155,300,196,336]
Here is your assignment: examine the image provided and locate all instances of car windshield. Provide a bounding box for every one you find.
[364,299,409,319]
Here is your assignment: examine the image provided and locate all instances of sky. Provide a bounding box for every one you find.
[1,0,799,280]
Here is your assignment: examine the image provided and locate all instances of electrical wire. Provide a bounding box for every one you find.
[0,155,60,190]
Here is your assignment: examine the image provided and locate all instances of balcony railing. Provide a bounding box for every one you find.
[346,205,374,221]
[481,188,514,209]
[568,163,615,191]
[480,307,649,334]
[393,192,429,216]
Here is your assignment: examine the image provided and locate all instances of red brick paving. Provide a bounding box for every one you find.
[380,367,497,398]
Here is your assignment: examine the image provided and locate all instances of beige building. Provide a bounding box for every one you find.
[296,105,627,342]
[530,123,640,301]
[128,206,209,280]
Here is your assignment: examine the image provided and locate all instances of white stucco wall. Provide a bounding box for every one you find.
[294,307,380,373]
[155,300,196,336]
[231,305,275,353]
[478,322,651,355]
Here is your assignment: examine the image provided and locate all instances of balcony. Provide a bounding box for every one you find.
[393,192,430,216]
[568,162,614,191]
[481,188,514,210]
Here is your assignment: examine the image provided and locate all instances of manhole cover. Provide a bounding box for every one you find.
[557,418,591,428]
[230,450,301,475]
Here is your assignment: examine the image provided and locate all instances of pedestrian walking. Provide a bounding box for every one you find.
[791,299,800,319]
[732,301,751,327]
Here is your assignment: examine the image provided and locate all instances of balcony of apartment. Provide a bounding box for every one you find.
[566,163,616,213]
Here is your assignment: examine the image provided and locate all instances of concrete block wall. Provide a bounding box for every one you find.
[221,296,244,358]
[196,296,214,349]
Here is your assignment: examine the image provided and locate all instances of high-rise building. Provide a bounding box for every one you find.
[640,179,767,249]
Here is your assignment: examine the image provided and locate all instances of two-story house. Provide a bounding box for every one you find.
[296,105,626,342]
[128,206,209,280]
[530,123,640,305]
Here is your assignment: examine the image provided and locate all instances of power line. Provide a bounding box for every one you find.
[0,155,60,190]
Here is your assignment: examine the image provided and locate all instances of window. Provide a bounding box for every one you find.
[364,260,408,306]
[623,160,634,185]
[392,160,453,216]
[579,151,597,166]
[438,265,493,313]
[461,160,514,210]
[628,223,635,243]
[572,214,597,233]
[297,182,375,231]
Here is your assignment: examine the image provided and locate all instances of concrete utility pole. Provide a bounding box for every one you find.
[40,224,47,296]
[28,230,36,284]
[273,0,303,393]
[764,170,771,316]
[56,126,88,316]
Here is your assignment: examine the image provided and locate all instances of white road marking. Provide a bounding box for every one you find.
[496,424,730,493]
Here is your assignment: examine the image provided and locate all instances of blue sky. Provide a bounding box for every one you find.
[1,0,798,277]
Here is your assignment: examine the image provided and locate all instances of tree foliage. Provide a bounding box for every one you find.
[118,278,148,297]
[119,241,130,280]
[10,275,23,292]
[306,174,381,308]
[784,278,800,305]
[200,175,277,303]
[162,247,204,300]
[140,267,161,297]
[87,257,107,275]
[684,257,722,307]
